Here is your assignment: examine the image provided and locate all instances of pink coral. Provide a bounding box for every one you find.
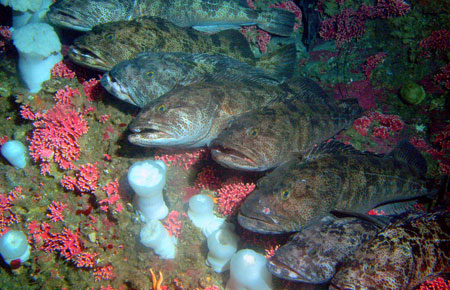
[216,177,256,216]
[41,227,83,260]
[99,179,123,213]
[362,52,386,79]
[164,210,183,238]
[51,61,76,79]
[353,111,404,139]
[320,1,410,45]
[418,277,450,290]
[155,148,208,170]
[61,163,100,193]
[93,264,115,281]
[47,201,68,222]
[28,103,89,175]
[53,85,81,104]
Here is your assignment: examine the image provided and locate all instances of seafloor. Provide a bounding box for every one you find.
[0,0,449,290]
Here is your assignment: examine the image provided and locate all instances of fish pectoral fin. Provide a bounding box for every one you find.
[192,24,242,33]
[330,210,390,229]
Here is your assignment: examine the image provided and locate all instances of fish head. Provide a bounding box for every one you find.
[48,0,132,31]
[101,53,182,107]
[238,162,339,234]
[268,218,339,283]
[128,86,218,148]
[69,20,141,71]
[211,107,295,171]
[268,216,380,284]
[330,236,413,290]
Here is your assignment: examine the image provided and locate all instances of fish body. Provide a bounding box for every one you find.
[211,78,362,171]
[48,0,296,36]
[268,216,380,284]
[101,47,295,107]
[238,140,428,234]
[330,210,450,290]
[128,79,300,148]
[69,16,258,71]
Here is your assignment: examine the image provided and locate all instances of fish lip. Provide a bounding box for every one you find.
[48,9,92,31]
[128,124,179,146]
[210,144,258,169]
[237,212,286,234]
[267,258,309,282]
[68,45,109,71]
[101,73,136,106]
[268,258,330,284]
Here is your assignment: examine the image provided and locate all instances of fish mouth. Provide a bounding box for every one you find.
[128,125,180,147]
[210,144,259,171]
[237,212,286,234]
[267,258,309,282]
[268,258,330,284]
[68,46,110,71]
[47,10,92,31]
[101,72,136,106]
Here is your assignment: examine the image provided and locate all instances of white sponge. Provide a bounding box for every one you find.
[12,22,62,93]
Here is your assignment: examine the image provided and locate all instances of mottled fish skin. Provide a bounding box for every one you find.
[48,0,135,32]
[128,80,298,148]
[69,16,257,71]
[101,50,293,107]
[48,0,296,36]
[210,78,362,171]
[330,211,450,290]
[237,140,428,234]
[268,216,380,284]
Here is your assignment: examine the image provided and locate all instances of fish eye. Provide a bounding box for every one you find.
[156,104,167,112]
[146,71,154,78]
[280,189,290,200]
[248,128,259,136]
[105,33,115,40]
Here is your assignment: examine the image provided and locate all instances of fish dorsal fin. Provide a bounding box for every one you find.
[303,140,364,162]
[386,140,427,174]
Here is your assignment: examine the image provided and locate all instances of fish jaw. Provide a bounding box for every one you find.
[101,72,137,106]
[237,193,300,234]
[48,2,96,31]
[210,141,274,171]
[268,256,332,284]
[210,144,260,171]
[69,45,111,71]
[128,124,186,147]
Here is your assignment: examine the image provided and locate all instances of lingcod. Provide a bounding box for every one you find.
[48,0,296,36]
[128,77,315,148]
[330,210,450,290]
[69,16,262,71]
[238,140,429,234]
[101,46,296,107]
[210,78,362,171]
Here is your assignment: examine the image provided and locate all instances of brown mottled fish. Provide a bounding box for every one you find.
[267,199,421,284]
[268,215,381,284]
[48,0,296,36]
[69,16,259,71]
[330,210,450,290]
[211,78,362,171]
[128,78,309,148]
[101,45,296,107]
[238,140,429,234]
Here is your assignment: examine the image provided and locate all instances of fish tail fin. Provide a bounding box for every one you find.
[387,140,428,174]
[255,43,296,81]
[257,8,296,36]
[336,98,364,120]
